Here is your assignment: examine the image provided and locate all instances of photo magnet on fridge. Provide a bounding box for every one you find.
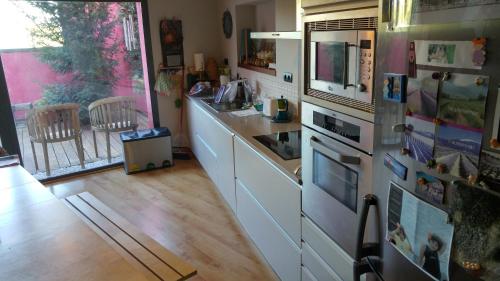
[384,73,408,103]
[415,171,445,204]
[435,123,483,179]
[387,182,453,281]
[403,116,436,164]
[384,153,408,180]
[479,150,500,193]
[407,70,439,119]
[437,73,489,129]
[490,88,500,149]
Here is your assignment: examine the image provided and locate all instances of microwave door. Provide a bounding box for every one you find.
[310,31,357,100]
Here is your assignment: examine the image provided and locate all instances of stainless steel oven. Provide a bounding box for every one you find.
[309,29,375,105]
[302,101,374,257]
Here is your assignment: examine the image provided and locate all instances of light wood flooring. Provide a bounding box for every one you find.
[45,158,279,281]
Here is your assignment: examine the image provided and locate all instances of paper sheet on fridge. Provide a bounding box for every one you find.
[387,182,453,281]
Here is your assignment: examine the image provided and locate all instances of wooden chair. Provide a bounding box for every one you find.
[26,103,85,176]
[88,96,138,163]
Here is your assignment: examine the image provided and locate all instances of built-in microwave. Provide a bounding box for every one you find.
[309,30,375,105]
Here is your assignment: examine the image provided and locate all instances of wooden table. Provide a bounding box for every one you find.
[0,165,196,281]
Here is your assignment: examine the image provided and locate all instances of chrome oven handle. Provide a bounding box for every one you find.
[310,136,361,165]
[343,43,357,89]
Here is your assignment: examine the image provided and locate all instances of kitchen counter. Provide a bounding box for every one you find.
[186,95,302,184]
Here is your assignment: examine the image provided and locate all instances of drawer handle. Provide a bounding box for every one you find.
[310,136,361,165]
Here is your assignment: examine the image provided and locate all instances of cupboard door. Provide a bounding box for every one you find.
[186,99,236,211]
[236,179,301,281]
[302,216,357,281]
[234,137,301,246]
[302,242,343,281]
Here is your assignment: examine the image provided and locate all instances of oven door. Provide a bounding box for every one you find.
[310,30,358,100]
[302,125,373,258]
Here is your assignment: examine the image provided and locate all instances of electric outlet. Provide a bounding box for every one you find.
[283,72,293,83]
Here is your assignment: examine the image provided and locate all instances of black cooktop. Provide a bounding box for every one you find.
[253,130,301,160]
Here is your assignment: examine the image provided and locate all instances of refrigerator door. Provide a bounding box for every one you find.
[373,1,500,280]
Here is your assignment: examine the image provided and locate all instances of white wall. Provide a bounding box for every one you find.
[147,0,221,146]
[216,0,301,118]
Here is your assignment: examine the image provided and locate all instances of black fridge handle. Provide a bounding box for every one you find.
[354,194,381,281]
[355,194,379,261]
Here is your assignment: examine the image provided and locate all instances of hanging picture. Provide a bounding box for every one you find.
[437,73,489,129]
[387,182,453,281]
[435,123,483,179]
[414,40,483,70]
[159,19,184,67]
[450,182,500,280]
[403,116,436,164]
[415,171,445,204]
[407,70,439,119]
[412,0,500,24]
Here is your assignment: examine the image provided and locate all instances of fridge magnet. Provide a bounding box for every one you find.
[437,73,489,129]
[387,182,453,281]
[472,37,487,67]
[450,182,500,280]
[409,42,417,78]
[435,123,483,179]
[384,74,408,103]
[403,116,436,164]
[415,40,483,70]
[407,70,439,118]
[415,171,445,204]
[491,89,500,150]
[479,150,500,193]
[384,153,408,180]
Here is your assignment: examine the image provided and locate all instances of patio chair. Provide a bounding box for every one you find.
[88,96,138,163]
[27,103,85,177]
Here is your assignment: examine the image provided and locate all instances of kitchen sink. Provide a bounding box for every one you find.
[201,98,245,112]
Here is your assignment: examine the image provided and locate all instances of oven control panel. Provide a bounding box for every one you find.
[356,30,375,104]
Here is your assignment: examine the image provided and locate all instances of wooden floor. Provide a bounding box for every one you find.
[45,159,279,281]
[16,113,149,176]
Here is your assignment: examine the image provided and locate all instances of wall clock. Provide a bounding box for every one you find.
[222,10,233,39]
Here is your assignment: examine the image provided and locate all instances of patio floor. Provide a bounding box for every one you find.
[17,113,150,179]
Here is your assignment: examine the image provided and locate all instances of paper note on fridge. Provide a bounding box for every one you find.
[414,40,481,70]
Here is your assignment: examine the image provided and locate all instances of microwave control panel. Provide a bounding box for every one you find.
[357,30,375,104]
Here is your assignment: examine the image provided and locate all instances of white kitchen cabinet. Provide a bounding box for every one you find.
[302,242,342,281]
[236,179,301,281]
[302,266,319,281]
[234,136,301,247]
[302,216,364,281]
[186,99,236,212]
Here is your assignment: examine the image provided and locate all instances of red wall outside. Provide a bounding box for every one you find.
[1,3,150,123]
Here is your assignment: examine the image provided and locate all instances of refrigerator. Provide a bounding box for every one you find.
[368,0,500,280]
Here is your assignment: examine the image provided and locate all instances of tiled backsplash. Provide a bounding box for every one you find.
[238,67,300,119]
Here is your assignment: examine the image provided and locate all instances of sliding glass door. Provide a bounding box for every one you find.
[0,0,157,180]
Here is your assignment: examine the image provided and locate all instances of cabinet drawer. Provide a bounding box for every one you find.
[302,266,319,281]
[236,179,301,281]
[302,216,355,281]
[302,242,342,281]
[234,137,301,246]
